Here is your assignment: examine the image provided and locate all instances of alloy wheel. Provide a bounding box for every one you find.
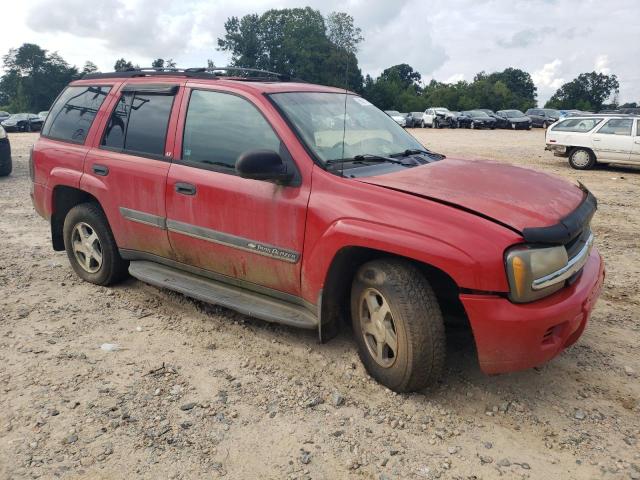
[71,222,103,273]
[359,288,398,368]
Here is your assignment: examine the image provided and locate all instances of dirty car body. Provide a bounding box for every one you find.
[30,69,604,391]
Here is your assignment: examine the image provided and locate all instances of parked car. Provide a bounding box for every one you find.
[422,107,452,128]
[384,110,407,127]
[448,111,472,129]
[545,114,640,169]
[0,111,10,123]
[1,113,44,132]
[496,110,533,130]
[407,112,424,128]
[38,111,49,121]
[525,108,560,128]
[31,68,604,392]
[400,113,413,128]
[0,125,11,176]
[461,110,497,129]
[478,109,510,129]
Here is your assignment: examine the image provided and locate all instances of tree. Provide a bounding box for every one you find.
[379,64,421,88]
[545,72,619,111]
[81,61,98,75]
[151,58,164,68]
[0,43,78,112]
[217,8,363,91]
[114,58,135,71]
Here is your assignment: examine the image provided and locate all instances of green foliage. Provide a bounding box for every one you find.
[544,72,619,111]
[82,61,99,75]
[217,8,364,91]
[114,58,135,71]
[0,43,78,112]
[151,58,176,69]
[362,67,537,112]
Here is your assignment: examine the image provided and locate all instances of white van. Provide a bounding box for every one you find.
[545,115,640,169]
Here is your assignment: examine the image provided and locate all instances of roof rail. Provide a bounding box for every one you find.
[82,66,296,82]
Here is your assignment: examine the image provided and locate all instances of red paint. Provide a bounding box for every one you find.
[32,75,605,375]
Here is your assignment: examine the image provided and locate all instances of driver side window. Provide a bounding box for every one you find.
[182,90,281,171]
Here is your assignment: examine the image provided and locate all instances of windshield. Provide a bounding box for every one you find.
[467,111,489,118]
[8,114,28,120]
[542,109,560,117]
[434,108,450,114]
[271,92,424,163]
[411,112,423,117]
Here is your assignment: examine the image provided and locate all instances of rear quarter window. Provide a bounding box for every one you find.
[42,86,111,143]
[551,118,603,133]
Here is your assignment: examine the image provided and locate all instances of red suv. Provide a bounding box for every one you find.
[31,68,605,392]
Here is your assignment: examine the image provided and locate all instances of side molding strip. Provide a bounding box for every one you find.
[119,207,167,229]
[166,219,301,264]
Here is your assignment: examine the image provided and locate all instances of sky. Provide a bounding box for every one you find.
[3,0,639,105]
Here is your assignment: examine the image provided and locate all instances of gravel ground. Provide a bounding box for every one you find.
[0,129,638,480]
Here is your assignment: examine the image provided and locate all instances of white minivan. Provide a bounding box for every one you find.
[545,115,640,169]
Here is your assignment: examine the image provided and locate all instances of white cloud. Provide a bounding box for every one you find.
[532,59,565,90]
[444,73,464,84]
[594,54,611,75]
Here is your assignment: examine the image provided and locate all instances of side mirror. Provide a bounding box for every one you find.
[236,149,293,184]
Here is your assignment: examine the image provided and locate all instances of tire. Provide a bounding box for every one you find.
[568,148,596,170]
[63,203,129,285]
[433,119,439,129]
[351,259,446,392]
[543,121,550,129]
[511,123,516,130]
[0,157,11,177]
[470,121,475,129]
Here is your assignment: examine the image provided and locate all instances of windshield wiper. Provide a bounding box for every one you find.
[325,154,407,166]
[392,148,446,160]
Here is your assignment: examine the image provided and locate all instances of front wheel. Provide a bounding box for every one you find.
[63,203,129,285]
[351,259,446,392]
[568,148,596,170]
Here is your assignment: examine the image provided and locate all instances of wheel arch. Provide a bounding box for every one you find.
[318,245,468,342]
[50,186,103,250]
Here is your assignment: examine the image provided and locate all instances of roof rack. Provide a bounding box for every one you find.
[82,66,295,82]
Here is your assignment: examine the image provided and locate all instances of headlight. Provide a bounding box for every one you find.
[0,126,6,139]
[505,244,568,302]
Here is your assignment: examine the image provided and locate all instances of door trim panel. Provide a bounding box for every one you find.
[166,219,301,263]
[120,207,167,229]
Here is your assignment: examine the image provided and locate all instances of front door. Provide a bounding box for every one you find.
[165,88,310,296]
[592,118,633,162]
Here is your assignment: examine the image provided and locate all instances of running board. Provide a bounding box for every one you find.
[128,261,318,329]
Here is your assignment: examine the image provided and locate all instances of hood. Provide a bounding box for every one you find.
[358,158,584,232]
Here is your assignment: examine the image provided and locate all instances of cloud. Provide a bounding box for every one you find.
[532,59,565,90]
[497,27,554,49]
[594,54,610,74]
[444,73,464,83]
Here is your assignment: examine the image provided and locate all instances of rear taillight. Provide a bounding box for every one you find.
[29,145,35,181]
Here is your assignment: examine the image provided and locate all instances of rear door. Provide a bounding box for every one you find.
[591,118,633,162]
[81,82,183,258]
[165,86,311,296]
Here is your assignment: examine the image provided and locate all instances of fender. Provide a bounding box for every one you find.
[301,217,516,305]
[43,167,85,217]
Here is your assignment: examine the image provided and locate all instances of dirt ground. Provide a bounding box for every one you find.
[0,129,638,480]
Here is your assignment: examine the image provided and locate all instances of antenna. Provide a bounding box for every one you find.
[339,57,350,178]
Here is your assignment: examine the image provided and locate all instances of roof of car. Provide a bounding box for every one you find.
[71,67,350,95]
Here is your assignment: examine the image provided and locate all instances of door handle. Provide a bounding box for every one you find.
[175,182,197,195]
[92,164,109,176]
[593,138,601,142]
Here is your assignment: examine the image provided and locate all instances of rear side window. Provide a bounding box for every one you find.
[182,90,280,170]
[102,92,174,157]
[42,86,111,143]
[551,118,602,132]
[597,118,633,136]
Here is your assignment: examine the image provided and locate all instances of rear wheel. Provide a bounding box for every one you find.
[63,203,129,285]
[568,148,596,170]
[351,259,446,392]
